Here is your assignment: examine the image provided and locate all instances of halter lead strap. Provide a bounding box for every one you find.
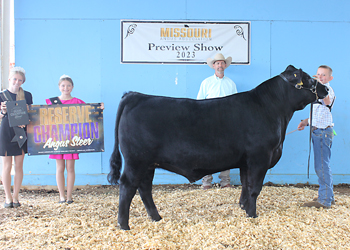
[307,103,313,179]
[279,74,319,178]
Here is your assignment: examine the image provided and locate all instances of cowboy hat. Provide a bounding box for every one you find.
[207,53,232,69]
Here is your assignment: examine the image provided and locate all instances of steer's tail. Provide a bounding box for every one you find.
[107,93,128,185]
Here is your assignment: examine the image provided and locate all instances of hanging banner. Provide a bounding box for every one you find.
[26,103,104,156]
[121,20,250,65]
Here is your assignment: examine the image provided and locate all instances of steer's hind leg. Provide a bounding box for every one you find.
[138,168,162,222]
[118,173,137,230]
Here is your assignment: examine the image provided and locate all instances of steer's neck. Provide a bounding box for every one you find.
[252,76,296,122]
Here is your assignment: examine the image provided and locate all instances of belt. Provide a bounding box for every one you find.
[311,126,332,132]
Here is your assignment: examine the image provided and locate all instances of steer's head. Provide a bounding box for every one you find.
[280,65,329,110]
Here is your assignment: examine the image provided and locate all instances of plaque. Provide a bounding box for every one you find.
[6,100,30,127]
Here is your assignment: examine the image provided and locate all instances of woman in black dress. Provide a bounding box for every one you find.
[0,67,33,208]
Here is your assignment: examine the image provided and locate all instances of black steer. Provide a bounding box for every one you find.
[108,65,329,230]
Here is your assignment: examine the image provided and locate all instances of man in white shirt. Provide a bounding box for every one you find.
[197,53,238,190]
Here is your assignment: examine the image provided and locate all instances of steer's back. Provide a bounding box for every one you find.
[117,91,271,182]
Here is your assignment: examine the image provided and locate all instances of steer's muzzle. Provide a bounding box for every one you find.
[315,80,329,99]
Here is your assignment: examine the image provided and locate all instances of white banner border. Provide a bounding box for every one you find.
[121,20,251,65]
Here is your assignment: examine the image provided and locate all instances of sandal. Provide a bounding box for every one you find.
[67,200,74,204]
[4,202,13,208]
[13,202,21,208]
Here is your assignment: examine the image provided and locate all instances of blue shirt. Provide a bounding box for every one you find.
[197,74,237,100]
[312,83,335,129]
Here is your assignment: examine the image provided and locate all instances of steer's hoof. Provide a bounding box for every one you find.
[151,216,162,222]
[149,214,162,221]
[118,223,130,230]
[247,213,258,218]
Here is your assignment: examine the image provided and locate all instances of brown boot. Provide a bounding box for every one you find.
[312,197,335,205]
[221,184,233,189]
[202,185,211,190]
[301,201,330,208]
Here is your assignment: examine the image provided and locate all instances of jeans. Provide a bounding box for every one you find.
[312,127,334,207]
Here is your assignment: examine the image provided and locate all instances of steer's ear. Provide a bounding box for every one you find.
[283,66,303,85]
[285,65,297,72]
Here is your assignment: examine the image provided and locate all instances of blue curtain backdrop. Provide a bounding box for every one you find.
[14,0,350,186]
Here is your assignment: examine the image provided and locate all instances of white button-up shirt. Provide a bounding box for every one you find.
[197,74,237,100]
[312,83,335,128]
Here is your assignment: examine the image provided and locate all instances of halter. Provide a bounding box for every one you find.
[280,73,326,179]
[279,74,319,100]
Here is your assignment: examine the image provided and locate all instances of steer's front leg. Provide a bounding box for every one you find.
[244,165,267,218]
[244,197,258,218]
[239,167,249,210]
[239,190,248,211]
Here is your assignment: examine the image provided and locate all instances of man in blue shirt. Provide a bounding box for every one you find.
[298,65,335,208]
[197,53,238,190]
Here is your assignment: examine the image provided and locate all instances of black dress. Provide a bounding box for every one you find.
[0,90,33,156]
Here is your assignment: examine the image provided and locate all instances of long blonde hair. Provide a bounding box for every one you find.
[8,67,26,101]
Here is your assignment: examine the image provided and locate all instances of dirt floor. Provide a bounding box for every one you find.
[1,182,350,224]
[0,183,349,249]
[1,182,350,223]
